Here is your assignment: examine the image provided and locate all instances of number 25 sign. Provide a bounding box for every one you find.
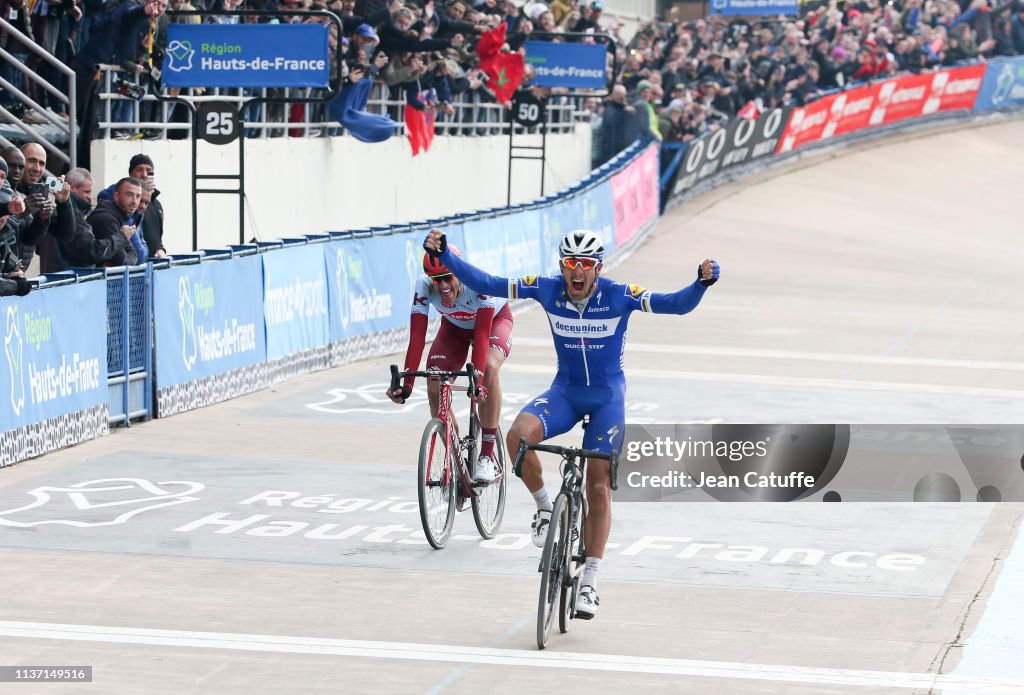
[197,101,242,145]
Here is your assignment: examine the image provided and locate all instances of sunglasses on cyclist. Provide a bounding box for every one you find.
[560,256,599,271]
[430,273,455,284]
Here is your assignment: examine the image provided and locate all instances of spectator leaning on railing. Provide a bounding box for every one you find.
[97,154,167,258]
[57,167,134,269]
[86,177,145,266]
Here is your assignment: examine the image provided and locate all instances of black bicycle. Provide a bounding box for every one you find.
[390,363,507,549]
[512,433,618,649]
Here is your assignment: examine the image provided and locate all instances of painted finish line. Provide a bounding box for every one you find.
[0,453,990,598]
[1,621,1023,693]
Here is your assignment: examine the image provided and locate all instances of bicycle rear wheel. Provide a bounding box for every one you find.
[537,493,569,649]
[559,500,587,634]
[417,418,457,549]
[472,426,507,539]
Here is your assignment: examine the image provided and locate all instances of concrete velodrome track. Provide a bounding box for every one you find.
[1,117,1023,694]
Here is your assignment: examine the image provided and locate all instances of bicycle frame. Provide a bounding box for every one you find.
[391,363,488,500]
[434,375,481,501]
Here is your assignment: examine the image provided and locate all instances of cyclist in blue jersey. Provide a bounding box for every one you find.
[425,227,719,619]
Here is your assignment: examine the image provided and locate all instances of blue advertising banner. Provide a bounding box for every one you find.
[263,245,330,360]
[162,24,330,88]
[709,0,798,16]
[524,41,607,89]
[460,214,546,283]
[975,57,1024,112]
[326,232,417,343]
[153,257,266,388]
[1,281,107,432]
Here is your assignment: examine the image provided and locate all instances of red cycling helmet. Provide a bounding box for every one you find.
[423,245,462,277]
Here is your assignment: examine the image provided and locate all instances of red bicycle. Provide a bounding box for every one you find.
[390,363,507,549]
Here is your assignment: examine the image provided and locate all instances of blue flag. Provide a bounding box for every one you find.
[327,78,397,144]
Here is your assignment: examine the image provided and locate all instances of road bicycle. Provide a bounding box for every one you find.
[390,363,507,549]
[513,428,619,649]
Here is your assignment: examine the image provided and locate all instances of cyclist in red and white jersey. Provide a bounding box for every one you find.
[387,246,514,483]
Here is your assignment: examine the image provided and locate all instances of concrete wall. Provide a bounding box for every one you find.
[91,129,592,253]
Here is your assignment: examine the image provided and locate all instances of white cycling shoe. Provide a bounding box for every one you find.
[575,585,599,620]
[473,455,497,483]
[531,509,552,548]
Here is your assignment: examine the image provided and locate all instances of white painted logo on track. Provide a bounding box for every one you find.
[0,478,205,528]
[304,383,662,422]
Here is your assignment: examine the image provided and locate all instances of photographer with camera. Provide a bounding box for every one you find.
[0,145,73,276]
[70,0,169,168]
[21,144,74,273]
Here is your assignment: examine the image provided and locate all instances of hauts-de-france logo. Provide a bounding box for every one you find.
[178,276,198,371]
[166,40,195,72]
[992,63,1019,105]
[405,239,420,291]
[0,478,204,528]
[5,305,25,417]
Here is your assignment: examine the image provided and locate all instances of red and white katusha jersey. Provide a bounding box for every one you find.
[410,275,508,330]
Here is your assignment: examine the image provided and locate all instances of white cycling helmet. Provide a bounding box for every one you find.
[558,229,605,261]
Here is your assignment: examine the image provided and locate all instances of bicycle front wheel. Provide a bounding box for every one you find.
[559,499,587,634]
[472,426,507,539]
[537,493,569,649]
[418,418,457,549]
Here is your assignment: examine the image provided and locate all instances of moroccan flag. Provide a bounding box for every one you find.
[476,24,525,103]
[737,100,761,121]
[405,93,435,157]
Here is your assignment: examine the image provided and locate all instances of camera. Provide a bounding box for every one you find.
[2,251,20,275]
[29,182,48,197]
[112,74,147,101]
[46,175,63,193]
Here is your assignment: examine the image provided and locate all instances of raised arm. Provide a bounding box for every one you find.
[424,229,512,298]
[634,259,720,315]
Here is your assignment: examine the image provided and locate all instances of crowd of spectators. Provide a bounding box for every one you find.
[2,0,1023,285]
[591,0,1024,164]
[0,144,166,289]
[1,0,619,161]
[3,0,1021,167]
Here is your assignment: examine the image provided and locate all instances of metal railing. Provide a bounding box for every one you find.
[0,15,76,169]
[94,67,587,140]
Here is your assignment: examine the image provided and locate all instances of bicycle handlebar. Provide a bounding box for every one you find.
[389,363,479,397]
[514,438,620,491]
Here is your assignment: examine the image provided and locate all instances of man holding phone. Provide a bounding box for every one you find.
[0,144,73,275]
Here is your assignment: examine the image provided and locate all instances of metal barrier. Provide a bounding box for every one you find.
[103,265,153,426]
[0,15,77,169]
[95,67,586,140]
[31,265,151,427]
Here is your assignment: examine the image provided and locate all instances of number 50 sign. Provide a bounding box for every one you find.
[197,101,242,145]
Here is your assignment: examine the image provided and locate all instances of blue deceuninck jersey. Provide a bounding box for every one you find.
[438,248,708,388]
[437,247,709,451]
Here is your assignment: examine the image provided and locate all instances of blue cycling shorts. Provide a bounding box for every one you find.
[519,381,626,454]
